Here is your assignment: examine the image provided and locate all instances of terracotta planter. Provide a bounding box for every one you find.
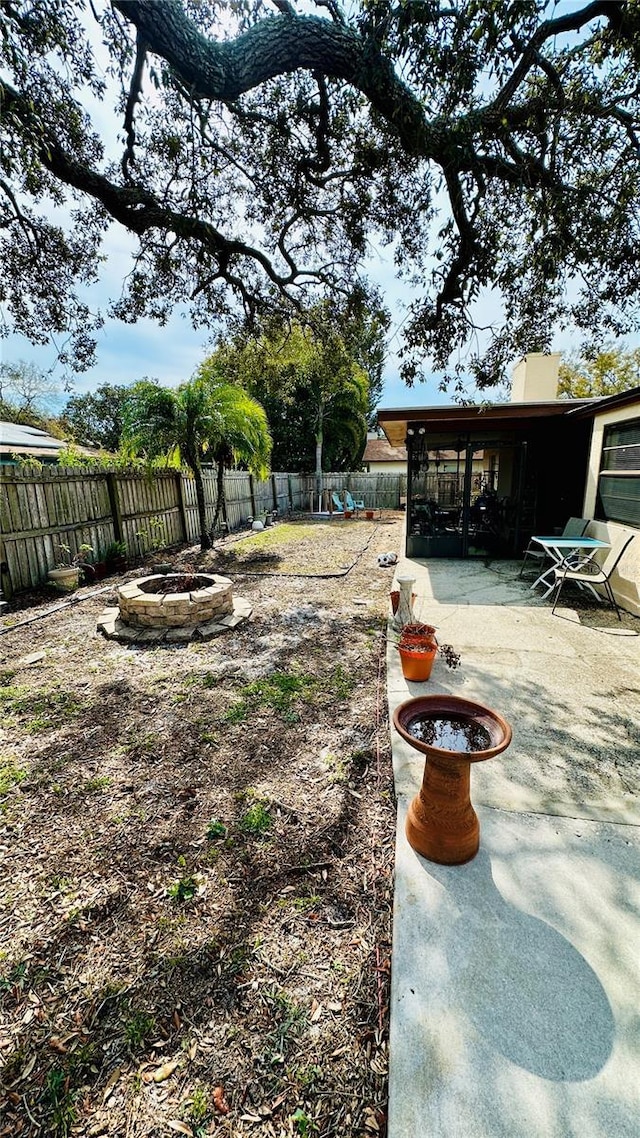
[400,622,437,646]
[398,643,438,682]
[393,695,512,865]
[344,510,353,519]
[390,591,418,616]
[365,510,374,519]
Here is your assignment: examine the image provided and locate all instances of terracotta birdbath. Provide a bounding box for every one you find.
[393,694,512,865]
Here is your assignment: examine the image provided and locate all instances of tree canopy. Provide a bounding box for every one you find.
[62,383,131,451]
[2,1,639,388]
[558,346,640,398]
[202,320,370,473]
[122,377,271,548]
[0,359,59,414]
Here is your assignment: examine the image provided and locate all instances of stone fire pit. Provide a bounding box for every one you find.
[97,572,252,643]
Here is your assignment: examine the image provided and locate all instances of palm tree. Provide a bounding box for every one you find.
[123,377,271,550]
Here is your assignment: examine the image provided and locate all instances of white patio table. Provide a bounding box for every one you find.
[528,535,610,599]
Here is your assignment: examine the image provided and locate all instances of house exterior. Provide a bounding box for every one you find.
[570,385,640,616]
[363,436,408,472]
[363,435,484,477]
[377,354,640,615]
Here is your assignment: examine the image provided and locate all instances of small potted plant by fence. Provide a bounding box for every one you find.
[397,624,461,682]
[48,543,93,591]
[93,552,108,580]
[105,540,128,573]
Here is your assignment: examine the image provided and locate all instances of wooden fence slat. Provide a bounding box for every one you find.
[1,467,407,596]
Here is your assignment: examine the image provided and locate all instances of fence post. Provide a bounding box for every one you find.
[249,473,256,518]
[105,472,123,543]
[271,473,278,512]
[220,471,229,534]
[287,474,294,514]
[0,533,12,602]
[175,472,188,541]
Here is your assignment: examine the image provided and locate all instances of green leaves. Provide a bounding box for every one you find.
[122,375,270,481]
[200,304,372,472]
[558,347,640,399]
[3,0,640,391]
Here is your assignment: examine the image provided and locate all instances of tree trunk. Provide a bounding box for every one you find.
[212,458,225,535]
[315,399,324,510]
[192,462,211,551]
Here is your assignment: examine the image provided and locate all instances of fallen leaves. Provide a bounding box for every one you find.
[101,1067,122,1103]
[213,1084,230,1114]
[18,1055,36,1081]
[142,1059,181,1084]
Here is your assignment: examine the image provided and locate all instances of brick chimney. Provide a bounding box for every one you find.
[510,353,560,402]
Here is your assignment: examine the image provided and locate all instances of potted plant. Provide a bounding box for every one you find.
[400,622,438,646]
[397,625,460,682]
[105,540,128,573]
[93,552,108,580]
[48,543,93,590]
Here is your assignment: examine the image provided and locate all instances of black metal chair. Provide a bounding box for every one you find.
[551,531,634,620]
[518,517,590,578]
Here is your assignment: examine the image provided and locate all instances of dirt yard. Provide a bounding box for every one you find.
[0,515,403,1138]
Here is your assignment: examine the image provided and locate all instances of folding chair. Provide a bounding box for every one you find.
[518,517,590,578]
[551,531,634,620]
[345,490,364,512]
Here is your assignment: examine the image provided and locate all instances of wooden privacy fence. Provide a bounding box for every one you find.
[0,467,406,597]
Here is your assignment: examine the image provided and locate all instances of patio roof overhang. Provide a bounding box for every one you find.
[377,399,590,448]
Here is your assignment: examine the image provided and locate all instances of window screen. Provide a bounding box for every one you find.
[596,418,640,526]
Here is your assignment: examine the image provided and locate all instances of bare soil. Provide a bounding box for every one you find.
[0,515,403,1138]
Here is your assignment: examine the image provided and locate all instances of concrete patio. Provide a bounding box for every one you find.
[386,554,640,1137]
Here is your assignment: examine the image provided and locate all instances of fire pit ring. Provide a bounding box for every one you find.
[97,572,252,644]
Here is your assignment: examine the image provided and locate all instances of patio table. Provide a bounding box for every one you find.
[528,535,610,599]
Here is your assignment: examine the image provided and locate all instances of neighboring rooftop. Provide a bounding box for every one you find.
[363,437,408,464]
[0,420,98,461]
[0,420,64,454]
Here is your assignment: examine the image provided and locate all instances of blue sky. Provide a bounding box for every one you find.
[2,224,460,412]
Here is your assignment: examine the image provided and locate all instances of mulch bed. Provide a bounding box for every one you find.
[0,515,403,1138]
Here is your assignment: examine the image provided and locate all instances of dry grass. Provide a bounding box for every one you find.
[0,515,403,1138]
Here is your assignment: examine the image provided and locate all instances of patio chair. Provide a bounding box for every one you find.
[518,516,590,578]
[331,491,344,513]
[345,489,364,512]
[551,530,634,620]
